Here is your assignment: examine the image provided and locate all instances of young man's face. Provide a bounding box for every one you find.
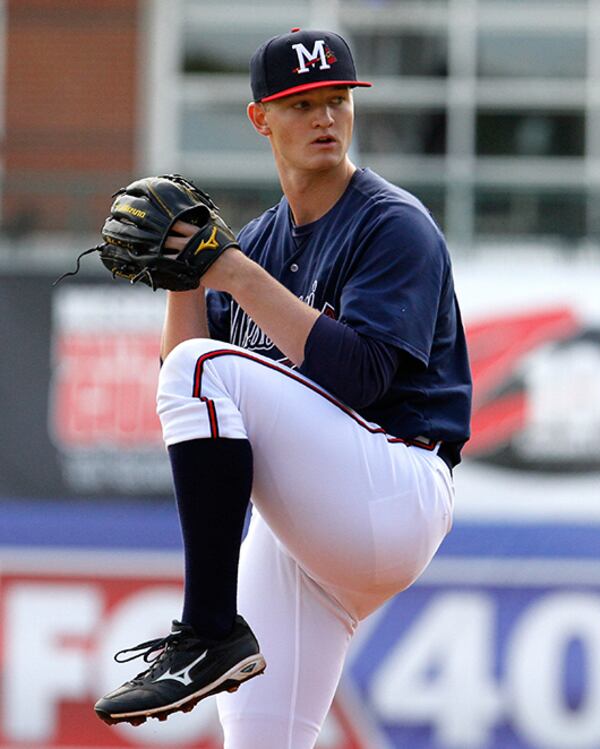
[259,86,354,174]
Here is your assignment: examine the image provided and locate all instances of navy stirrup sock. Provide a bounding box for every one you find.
[167,438,253,640]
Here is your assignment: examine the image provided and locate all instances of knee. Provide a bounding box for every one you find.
[156,338,211,415]
[160,338,227,389]
[162,337,215,371]
[157,338,244,432]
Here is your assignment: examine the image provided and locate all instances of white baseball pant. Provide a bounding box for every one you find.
[157,338,454,749]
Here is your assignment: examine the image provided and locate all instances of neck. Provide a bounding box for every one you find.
[278,158,357,226]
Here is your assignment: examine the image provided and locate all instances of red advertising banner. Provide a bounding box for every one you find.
[0,550,379,749]
[48,283,172,495]
[52,335,162,448]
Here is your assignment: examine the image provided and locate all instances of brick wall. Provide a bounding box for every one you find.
[2,0,141,234]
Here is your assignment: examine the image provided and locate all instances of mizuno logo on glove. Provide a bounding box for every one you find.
[194,227,220,254]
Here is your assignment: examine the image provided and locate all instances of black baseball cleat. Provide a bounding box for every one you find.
[94,615,266,726]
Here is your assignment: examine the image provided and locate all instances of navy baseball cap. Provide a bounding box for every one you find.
[250,28,372,103]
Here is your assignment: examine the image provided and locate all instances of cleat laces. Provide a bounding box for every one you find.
[114,633,183,682]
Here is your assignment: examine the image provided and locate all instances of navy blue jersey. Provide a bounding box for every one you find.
[207,168,472,456]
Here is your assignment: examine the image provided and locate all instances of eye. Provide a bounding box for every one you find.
[292,100,310,110]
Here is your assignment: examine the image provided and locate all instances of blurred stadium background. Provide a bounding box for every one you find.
[1,1,600,748]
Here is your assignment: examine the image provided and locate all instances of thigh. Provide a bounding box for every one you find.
[217,511,356,749]
[158,339,452,616]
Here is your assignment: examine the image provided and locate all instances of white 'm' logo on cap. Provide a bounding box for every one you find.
[291,40,331,74]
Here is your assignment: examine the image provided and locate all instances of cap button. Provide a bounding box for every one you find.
[291,27,301,32]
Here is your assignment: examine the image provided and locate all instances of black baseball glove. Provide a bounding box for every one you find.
[56,174,239,291]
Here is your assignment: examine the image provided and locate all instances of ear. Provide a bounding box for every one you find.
[247,101,271,136]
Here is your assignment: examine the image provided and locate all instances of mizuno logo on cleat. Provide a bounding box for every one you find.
[241,664,256,673]
[152,650,208,686]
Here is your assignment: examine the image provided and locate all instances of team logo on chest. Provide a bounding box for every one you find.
[230,279,336,365]
[291,40,337,74]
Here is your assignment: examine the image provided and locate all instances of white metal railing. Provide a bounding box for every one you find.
[145,0,600,250]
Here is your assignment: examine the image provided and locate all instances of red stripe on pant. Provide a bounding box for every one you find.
[191,348,436,450]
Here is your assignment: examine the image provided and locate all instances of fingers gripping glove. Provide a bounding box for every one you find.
[55,174,239,291]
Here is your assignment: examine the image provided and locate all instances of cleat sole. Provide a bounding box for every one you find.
[96,711,148,727]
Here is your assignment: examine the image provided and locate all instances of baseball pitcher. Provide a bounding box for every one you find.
[88,28,472,749]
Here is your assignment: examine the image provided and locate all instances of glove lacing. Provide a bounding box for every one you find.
[52,246,102,286]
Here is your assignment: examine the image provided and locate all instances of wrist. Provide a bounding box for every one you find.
[166,286,205,301]
[204,248,254,296]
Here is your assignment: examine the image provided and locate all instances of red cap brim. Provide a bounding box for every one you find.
[260,79,372,102]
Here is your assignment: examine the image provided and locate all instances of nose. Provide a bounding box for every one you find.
[312,105,334,128]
